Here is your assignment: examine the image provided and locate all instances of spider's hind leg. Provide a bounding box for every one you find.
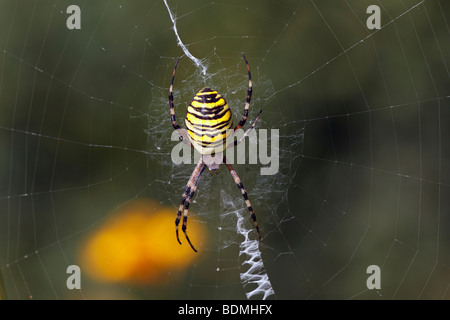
[175,158,206,252]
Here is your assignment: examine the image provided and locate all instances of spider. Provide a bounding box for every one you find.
[169,53,262,252]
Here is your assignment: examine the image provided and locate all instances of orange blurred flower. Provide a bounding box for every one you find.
[79,199,208,285]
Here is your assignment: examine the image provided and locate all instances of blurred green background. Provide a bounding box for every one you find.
[1,0,450,299]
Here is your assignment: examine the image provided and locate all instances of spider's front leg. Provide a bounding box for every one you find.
[234,52,253,132]
[175,158,206,252]
[169,58,192,146]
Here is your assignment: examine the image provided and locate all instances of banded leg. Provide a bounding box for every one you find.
[227,109,262,150]
[224,156,261,241]
[169,57,181,131]
[169,57,191,145]
[234,52,253,132]
[175,157,206,252]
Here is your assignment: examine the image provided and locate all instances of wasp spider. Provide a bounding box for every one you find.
[169,53,262,252]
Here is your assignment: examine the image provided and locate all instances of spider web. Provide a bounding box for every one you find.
[1,0,450,300]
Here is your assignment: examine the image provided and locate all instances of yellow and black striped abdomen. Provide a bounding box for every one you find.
[185,88,233,154]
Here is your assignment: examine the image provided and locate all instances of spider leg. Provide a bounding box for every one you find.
[169,57,181,131]
[182,165,206,252]
[175,158,206,252]
[224,156,261,241]
[169,57,192,146]
[227,109,262,150]
[234,53,253,132]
